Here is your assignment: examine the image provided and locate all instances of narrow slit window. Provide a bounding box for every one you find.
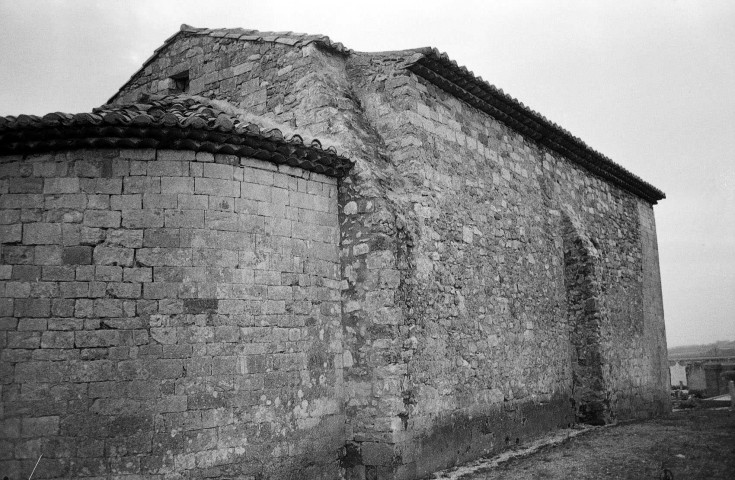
[171,71,190,93]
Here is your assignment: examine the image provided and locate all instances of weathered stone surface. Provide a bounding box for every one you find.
[61,246,92,265]
[1,148,342,479]
[1,26,668,480]
[329,47,668,478]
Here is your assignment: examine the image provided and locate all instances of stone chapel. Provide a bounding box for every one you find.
[0,25,669,479]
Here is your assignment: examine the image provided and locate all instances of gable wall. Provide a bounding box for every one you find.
[112,34,343,136]
[114,33,291,116]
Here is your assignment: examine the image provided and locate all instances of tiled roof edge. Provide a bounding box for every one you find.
[0,99,353,178]
[178,24,352,55]
[108,25,351,104]
[406,48,665,204]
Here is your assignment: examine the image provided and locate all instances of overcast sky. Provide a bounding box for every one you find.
[1,0,733,348]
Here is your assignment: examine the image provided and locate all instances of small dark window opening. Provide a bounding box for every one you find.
[171,71,190,93]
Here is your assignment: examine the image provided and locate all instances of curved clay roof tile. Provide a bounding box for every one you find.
[271,152,286,163]
[102,111,130,125]
[41,112,67,125]
[299,159,317,171]
[177,138,199,150]
[199,107,216,118]
[219,144,238,155]
[16,114,39,127]
[161,112,180,126]
[197,141,217,152]
[265,129,283,141]
[181,116,207,129]
[214,113,234,130]
[131,115,154,125]
[147,107,165,119]
[75,112,103,125]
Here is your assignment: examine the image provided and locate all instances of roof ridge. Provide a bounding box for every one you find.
[176,24,352,54]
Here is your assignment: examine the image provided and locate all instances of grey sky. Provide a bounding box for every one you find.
[1,0,733,347]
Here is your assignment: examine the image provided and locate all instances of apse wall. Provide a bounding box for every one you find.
[0,148,343,479]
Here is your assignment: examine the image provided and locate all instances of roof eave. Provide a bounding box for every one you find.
[0,124,353,178]
[0,97,353,178]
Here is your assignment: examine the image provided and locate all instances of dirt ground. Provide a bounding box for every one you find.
[431,408,735,480]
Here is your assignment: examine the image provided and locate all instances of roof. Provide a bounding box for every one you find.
[0,94,353,178]
[176,24,351,54]
[32,24,665,202]
[405,48,665,204]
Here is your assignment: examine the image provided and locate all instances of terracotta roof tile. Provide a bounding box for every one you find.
[274,36,301,46]
[178,24,352,54]
[0,94,353,178]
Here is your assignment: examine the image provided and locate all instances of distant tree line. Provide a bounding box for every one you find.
[669,340,735,359]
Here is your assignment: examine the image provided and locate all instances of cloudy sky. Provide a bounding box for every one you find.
[1,0,733,347]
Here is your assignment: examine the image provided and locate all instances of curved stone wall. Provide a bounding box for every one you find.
[0,148,343,479]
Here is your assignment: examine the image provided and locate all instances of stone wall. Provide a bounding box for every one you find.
[110,34,409,477]
[62,29,668,479]
[113,32,342,136]
[0,148,343,479]
[338,54,670,477]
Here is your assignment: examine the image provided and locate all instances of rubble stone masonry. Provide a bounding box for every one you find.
[1,26,669,480]
[336,55,670,478]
